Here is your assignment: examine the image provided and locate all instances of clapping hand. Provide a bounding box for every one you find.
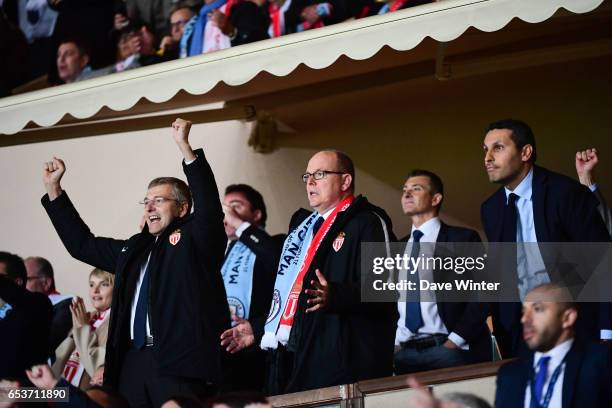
[70,297,90,329]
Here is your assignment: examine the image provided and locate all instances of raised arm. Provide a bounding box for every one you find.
[41,157,124,272]
[174,119,227,266]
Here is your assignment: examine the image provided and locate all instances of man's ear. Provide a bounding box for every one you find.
[42,278,53,293]
[561,308,578,330]
[80,54,90,69]
[341,174,353,192]
[521,144,534,163]
[15,277,24,288]
[179,202,189,217]
[253,209,262,225]
[431,193,443,208]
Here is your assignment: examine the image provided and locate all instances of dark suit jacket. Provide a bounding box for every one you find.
[0,277,52,381]
[495,341,612,408]
[280,196,398,393]
[49,298,73,359]
[481,165,612,357]
[222,226,285,392]
[400,222,491,363]
[42,149,229,389]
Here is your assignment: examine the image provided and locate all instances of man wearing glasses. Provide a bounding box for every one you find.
[221,149,397,393]
[41,119,229,407]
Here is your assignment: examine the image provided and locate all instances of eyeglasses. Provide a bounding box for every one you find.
[302,170,345,183]
[170,19,190,29]
[27,276,44,281]
[139,197,179,207]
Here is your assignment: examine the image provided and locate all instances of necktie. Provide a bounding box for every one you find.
[502,193,519,242]
[533,356,551,404]
[133,251,152,349]
[312,216,324,236]
[405,229,424,333]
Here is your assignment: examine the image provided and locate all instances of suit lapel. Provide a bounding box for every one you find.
[490,189,507,242]
[561,344,581,408]
[532,166,549,242]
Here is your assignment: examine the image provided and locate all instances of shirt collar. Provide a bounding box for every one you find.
[533,338,574,368]
[320,207,335,220]
[505,167,534,203]
[410,217,441,242]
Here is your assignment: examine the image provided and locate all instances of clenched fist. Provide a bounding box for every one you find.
[43,157,65,200]
[172,118,196,162]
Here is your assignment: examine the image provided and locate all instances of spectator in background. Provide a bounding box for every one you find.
[55,40,92,84]
[47,0,115,82]
[117,0,175,41]
[180,0,269,58]
[575,148,611,235]
[495,283,612,408]
[158,3,196,58]
[355,0,432,18]
[5,0,58,81]
[25,256,73,359]
[283,0,347,35]
[0,7,28,96]
[52,268,113,390]
[0,251,52,382]
[221,184,285,392]
[81,19,167,80]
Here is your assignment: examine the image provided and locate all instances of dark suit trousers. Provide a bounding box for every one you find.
[119,347,215,407]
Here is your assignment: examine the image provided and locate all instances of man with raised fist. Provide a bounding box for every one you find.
[41,119,229,407]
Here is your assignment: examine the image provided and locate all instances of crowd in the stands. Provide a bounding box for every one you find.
[0,0,437,95]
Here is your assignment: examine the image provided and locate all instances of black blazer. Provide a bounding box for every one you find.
[400,222,491,362]
[280,196,398,393]
[42,149,229,389]
[495,341,612,408]
[481,165,610,244]
[0,277,52,381]
[481,166,611,356]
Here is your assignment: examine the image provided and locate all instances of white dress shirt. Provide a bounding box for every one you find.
[524,339,573,408]
[504,168,549,300]
[394,217,467,349]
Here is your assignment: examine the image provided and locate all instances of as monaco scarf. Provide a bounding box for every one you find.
[261,195,354,349]
[221,240,257,322]
[63,309,109,386]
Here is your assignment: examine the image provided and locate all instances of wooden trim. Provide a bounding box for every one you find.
[354,360,512,396]
[268,384,351,407]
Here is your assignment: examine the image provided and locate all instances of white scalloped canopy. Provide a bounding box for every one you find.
[0,0,603,135]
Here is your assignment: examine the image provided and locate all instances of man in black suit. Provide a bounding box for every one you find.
[0,251,52,382]
[394,169,490,374]
[221,150,397,393]
[495,283,612,408]
[41,119,229,407]
[480,119,611,358]
[221,184,285,391]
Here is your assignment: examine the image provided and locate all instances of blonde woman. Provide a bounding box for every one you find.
[52,268,113,389]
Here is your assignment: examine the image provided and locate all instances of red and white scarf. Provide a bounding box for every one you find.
[62,308,110,387]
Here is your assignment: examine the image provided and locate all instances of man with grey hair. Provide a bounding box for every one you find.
[40,119,229,406]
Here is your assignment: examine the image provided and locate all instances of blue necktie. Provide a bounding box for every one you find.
[312,216,324,236]
[405,229,424,332]
[533,356,550,404]
[133,253,152,349]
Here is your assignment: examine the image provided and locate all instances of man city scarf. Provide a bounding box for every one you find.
[185,0,228,57]
[221,240,257,322]
[261,195,354,349]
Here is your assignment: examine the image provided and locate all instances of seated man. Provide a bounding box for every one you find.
[158,3,196,58]
[495,283,612,408]
[394,170,490,374]
[56,39,91,84]
[0,251,52,382]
